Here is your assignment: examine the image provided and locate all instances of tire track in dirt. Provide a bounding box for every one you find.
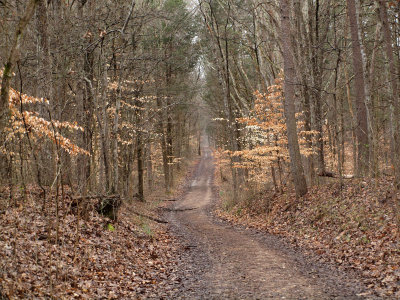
[165,139,371,299]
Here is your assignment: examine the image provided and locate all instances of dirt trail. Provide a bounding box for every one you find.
[165,138,369,299]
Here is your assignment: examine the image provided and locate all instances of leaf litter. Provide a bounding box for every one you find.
[216,177,400,298]
[0,189,184,299]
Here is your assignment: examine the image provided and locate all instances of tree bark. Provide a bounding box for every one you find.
[346,0,369,176]
[136,131,144,201]
[378,0,400,186]
[82,49,94,193]
[309,0,325,174]
[157,96,170,193]
[135,91,144,201]
[146,143,153,190]
[0,0,39,135]
[280,0,307,197]
[293,0,315,184]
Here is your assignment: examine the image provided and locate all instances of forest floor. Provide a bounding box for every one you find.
[163,143,376,299]
[0,165,196,299]
[1,148,398,299]
[0,195,182,299]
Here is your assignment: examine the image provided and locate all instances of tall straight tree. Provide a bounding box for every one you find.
[346,0,369,176]
[280,0,307,197]
[0,0,39,134]
[378,0,400,186]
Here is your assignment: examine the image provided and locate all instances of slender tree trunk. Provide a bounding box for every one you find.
[346,0,369,176]
[83,50,94,193]
[176,113,182,171]
[36,0,54,185]
[344,62,358,174]
[112,86,120,194]
[356,0,375,176]
[166,109,174,188]
[165,44,174,190]
[146,143,153,190]
[99,69,110,192]
[271,165,278,193]
[136,131,144,201]
[293,0,315,184]
[310,0,325,174]
[0,0,39,132]
[135,92,144,201]
[224,7,240,201]
[369,20,382,177]
[0,0,39,187]
[157,96,170,193]
[280,0,307,197]
[378,0,400,186]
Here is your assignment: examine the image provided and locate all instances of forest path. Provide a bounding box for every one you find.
[165,137,367,299]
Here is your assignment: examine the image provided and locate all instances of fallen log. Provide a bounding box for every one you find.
[72,194,120,200]
[70,194,121,221]
[131,211,168,224]
[318,171,354,179]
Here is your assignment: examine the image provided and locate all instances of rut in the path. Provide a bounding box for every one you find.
[165,137,369,299]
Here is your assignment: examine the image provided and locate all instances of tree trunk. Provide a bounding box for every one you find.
[135,92,144,201]
[146,143,153,190]
[356,0,375,176]
[83,49,94,193]
[157,96,170,193]
[280,0,308,198]
[346,0,369,176]
[309,0,325,174]
[293,0,315,184]
[166,109,174,188]
[176,113,183,171]
[0,0,38,133]
[0,0,38,185]
[136,131,144,201]
[369,20,382,177]
[378,0,400,186]
[99,70,110,192]
[112,87,120,194]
